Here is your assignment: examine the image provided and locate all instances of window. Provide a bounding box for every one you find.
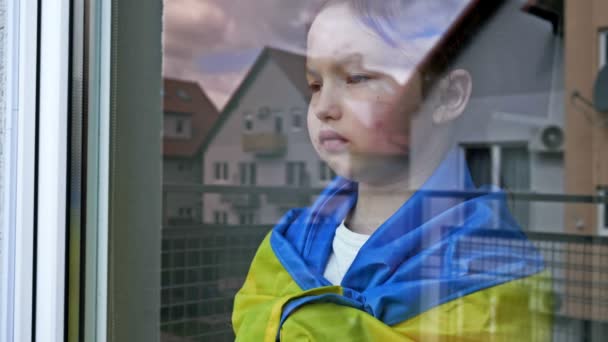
[176,88,191,101]
[214,162,221,180]
[214,210,228,224]
[286,161,307,186]
[239,162,257,185]
[243,111,253,131]
[291,107,303,130]
[464,145,531,227]
[250,163,257,186]
[214,162,229,182]
[600,29,607,68]
[319,161,337,182]
[176,119,183,133]
[465,147,492,187]
[239,212,255,225]
[465,145,530,190]
[21,0,605,341]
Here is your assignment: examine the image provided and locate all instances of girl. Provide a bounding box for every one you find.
[233,0,551,340]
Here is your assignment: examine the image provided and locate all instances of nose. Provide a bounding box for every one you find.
[314,83,342,121]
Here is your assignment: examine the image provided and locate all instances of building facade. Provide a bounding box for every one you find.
[202,48,326,226]
[564,0,608,236]
[163,78,219,225]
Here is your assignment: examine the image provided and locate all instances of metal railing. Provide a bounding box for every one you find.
[160,186,608,342]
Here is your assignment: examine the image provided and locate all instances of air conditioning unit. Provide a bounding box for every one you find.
[529,125,564,152]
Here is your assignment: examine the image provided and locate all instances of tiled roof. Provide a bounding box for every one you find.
[163,78,220,158]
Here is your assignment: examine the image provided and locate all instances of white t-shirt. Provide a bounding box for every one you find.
[323,220,370,285]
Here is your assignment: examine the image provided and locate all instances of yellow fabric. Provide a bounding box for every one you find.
[233,234,553,341]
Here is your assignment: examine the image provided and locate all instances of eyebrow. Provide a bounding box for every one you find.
[306,53,364,75]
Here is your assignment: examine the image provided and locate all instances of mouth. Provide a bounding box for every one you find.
[318,130,350,153]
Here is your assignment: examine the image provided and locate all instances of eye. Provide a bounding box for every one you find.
[308,82,322,93]
[347,74,372,84]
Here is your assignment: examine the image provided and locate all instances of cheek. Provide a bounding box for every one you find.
[307,111,320,141]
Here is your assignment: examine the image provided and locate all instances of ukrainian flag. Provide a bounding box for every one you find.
[233,154,553,341]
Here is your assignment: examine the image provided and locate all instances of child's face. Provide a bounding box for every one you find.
[306,3,426,185]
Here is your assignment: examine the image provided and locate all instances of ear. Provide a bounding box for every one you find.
[432,69,472,124]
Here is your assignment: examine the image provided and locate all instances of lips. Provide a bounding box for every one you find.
[318,130,349,153]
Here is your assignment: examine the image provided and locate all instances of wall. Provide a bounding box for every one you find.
[204,57,317,225]
[446,0,565,232]
[565,0,608,235]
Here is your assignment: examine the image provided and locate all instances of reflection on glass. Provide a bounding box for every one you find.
[160,0,608,341]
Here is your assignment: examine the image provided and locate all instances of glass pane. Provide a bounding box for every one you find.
[465,147,492,187]
[0,1,8,331]
[158,0,608,341]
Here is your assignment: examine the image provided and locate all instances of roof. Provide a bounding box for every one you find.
[163,78,220,158]
[200,46,310,157]
[267,48,311,99]
[522,0,563,34]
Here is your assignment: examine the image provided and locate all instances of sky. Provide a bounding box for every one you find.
[162,0,470,110]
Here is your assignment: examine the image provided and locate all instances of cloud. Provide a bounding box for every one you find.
[163,0,327,109]
[162,0,471,110]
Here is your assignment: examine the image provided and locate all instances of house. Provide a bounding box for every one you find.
[201,47,332,226]
[162,77,219,225]
[442,0,566,233]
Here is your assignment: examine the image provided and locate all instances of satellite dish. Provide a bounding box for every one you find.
[594,64,608,113]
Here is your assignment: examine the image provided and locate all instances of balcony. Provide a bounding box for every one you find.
[242,133,286,157]
[220,192,261,209]
[266,191,311,208]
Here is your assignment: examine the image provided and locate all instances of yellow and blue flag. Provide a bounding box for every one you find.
[233,153,553,341]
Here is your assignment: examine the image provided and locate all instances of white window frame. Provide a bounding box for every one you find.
[291,106,304,131]
[35,0,73,340]
[1,0,38,341]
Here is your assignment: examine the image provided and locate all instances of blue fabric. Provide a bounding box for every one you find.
[270,150,544,327]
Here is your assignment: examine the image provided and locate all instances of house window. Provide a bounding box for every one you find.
[239,162,257,185]
[291,107,303,130]
[464,144,531,227]
[176,88,191,101]
[214,162,229,181]
[213,211,228,224]
[176,119,183,134]
[464,145,530,189]
[214,162,221,180]
[223,162,229,180]
[287,161,307,186]
[319,161,337,182]
[275,116,283,134]
[600,29,608,68]
[243,111,253,131]
[240,212,256,225]
[239,212,255,224]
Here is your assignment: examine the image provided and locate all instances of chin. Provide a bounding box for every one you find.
[326,154,410,186]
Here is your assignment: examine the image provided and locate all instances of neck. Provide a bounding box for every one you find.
[345,175,413,235]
